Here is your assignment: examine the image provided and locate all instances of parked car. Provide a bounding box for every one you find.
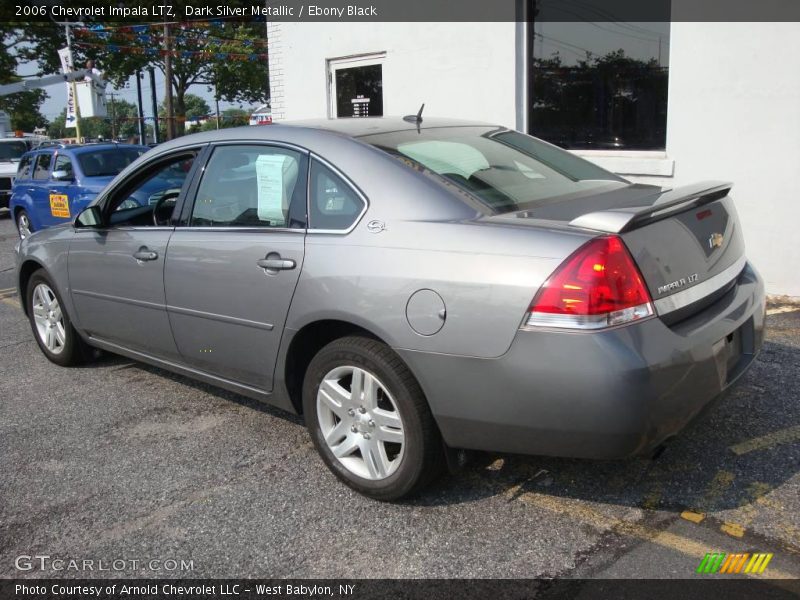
[13,118,765,500]
[0,137,31,212]
[9,143,150,239]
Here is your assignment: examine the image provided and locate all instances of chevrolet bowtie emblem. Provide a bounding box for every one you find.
[709,233,724,249]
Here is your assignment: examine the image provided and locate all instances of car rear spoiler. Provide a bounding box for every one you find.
[569,181,733,233]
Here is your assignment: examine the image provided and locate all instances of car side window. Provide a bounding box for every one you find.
[103,153,197,227]
[32,153,52,180]
[190,145,307,228]
[309,159,365,231]
[52,155,74,179]
[17,155,33,180]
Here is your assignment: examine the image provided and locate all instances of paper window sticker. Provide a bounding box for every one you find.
[255,154,288,225]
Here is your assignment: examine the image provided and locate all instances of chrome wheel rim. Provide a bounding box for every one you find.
[316,365,405,480]
[31,283,66,355]
[17,213,31,239]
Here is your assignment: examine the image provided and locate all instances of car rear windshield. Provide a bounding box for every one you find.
[77,148,145,177]
[361,126,626,214]
[0,141,28,162]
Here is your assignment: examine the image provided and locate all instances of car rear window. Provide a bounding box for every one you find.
[0,141,28,161]
[361,126,625,214]
[77,148,145,177]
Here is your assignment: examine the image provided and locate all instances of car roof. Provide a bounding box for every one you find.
[147,116,500,156]
[279,116,497,138]
[56,143,148,156]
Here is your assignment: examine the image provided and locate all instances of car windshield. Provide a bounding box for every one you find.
[77,148,145,177]
[0,140,28,162]
[362,126,626,214]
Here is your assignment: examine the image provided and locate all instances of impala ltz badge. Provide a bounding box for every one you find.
[709,232,724,249]
[657,273,699,295]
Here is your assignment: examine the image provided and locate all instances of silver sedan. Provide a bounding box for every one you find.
[14,117,765,500]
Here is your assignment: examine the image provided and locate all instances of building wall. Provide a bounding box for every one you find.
[269,21,800,297]
[618,22,800,297]
[269,22,519,127]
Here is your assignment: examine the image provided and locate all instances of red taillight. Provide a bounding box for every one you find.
[524,235,654,330]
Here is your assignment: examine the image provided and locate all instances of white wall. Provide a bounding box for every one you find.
[660,22,800,297]
[269,22,518,128]
[270,21,800,297]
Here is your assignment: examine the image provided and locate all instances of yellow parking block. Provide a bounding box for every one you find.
[721,522,746,538]
[681,510,706,524]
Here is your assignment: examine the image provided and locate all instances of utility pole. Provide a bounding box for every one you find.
[215,80,220,130]
[64,23,82,142]
[164,22,175,140]
[106,91,118,139]
[148,67,159,144]
[135,70,146,143]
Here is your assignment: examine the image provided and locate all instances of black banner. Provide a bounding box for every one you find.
[1,579,800,600]
[5,0,800,23]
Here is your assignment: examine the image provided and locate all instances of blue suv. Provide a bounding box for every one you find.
[10,144,150,239]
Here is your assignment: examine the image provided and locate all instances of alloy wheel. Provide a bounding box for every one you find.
[316,365,405,480]
[31,283,66,355]
[17,212,32,239]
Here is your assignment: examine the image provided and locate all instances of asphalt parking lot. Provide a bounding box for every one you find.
[0,214,799,582]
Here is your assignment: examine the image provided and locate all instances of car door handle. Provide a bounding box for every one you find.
[132,248,159,262]
[256,257,296,270]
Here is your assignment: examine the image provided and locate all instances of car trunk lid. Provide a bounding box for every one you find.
[496,181,746,322]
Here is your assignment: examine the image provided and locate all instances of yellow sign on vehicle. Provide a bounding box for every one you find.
[49,194,70,218]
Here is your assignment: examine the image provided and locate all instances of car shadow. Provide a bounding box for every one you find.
[410,338,800,516]
[82,324,799,517]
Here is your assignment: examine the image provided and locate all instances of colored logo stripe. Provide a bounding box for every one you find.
[697,553,773,574]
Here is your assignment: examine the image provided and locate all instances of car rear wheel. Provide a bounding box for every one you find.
[16,209,32,239]
[26,270,88,367]
[303,336,443,501]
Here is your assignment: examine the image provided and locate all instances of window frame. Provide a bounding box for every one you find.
[327,52,386,119]
[307,154,369,234]
[177,140,310,233]
[84,145,208,231]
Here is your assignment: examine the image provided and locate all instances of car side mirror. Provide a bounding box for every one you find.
[52,169,73,181]
[75,206,102,229]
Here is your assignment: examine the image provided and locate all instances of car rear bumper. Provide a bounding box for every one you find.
[397,262,766,459]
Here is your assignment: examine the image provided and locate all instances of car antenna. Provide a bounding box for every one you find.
[403,103,425,132]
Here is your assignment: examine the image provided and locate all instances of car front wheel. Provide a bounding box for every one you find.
[16,209,33,239]
[26,270,88,366]
[303,336,443,501]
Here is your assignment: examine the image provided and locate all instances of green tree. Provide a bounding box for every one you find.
[70,3,269,138]
[198,107,250,132]
[159,94,210,137]
[0,89,49,131]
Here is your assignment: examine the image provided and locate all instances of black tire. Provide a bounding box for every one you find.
[26,269,89,367]
[303,335,444,501]
[16,209,33,239]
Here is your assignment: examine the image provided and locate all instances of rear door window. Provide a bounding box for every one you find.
[32,153,52,180]
[190,145,307,228]
[53,154,74,179]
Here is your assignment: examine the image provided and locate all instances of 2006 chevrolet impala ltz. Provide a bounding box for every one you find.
[14,117,765,500]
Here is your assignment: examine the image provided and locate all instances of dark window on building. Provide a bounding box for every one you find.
[529,22,670,151]
[335,64,383,118]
